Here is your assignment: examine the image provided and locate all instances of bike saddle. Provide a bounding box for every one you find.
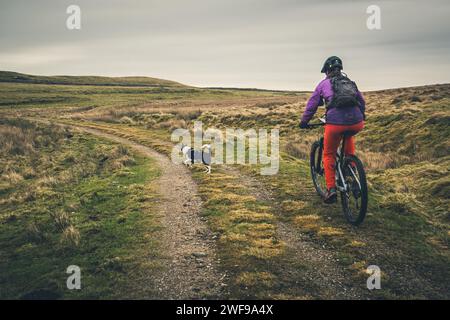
[342,130,358,137]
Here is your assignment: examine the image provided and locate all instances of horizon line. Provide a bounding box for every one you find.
[1,69,449,93]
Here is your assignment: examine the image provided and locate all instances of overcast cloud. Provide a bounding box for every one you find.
[1,0,449,90]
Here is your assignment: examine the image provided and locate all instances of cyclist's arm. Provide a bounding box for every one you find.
[357,91,366,120]
[301,83,323,124]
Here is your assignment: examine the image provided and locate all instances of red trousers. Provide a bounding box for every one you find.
[323,121,364,189]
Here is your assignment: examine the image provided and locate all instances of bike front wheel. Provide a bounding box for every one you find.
[340,155,368,226]
[310,139,327,198]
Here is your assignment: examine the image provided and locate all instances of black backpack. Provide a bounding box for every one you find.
[327,74,360,109]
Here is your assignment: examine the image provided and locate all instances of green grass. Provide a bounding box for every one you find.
[0,120,161,299]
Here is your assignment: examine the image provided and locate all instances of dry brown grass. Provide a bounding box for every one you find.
[105,145,135,170]
[2,170,24,184]
[51,210,71,232]
[119,116,134,125]
[236,271,275,287]
[0,125,34,155]
[37,175,59,187]
[170,108,202,121]
[357,150,414,170]
[284,141,311,160]
[26,222,45,243]
[153,118,187,131]
[108,155,136,170]
[67,95,301,130]
[61,225,81,246]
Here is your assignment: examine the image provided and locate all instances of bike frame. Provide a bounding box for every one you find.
[336,138,362,193]
[335,142,348,192]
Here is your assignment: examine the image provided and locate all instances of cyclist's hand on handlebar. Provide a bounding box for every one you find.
[299,122,309,129]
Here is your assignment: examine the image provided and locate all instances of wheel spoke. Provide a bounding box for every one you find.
[310,141,327,197]
[340,156,368,225]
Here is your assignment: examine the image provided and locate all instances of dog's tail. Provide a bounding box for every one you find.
[201,144,211,150]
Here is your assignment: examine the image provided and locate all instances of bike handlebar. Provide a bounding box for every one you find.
[300,116,326,130]
[305,122,325,128]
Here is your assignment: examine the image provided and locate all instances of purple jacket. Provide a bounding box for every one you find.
[301,78,365,125]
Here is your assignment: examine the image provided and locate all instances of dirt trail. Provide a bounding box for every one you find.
[72,126,227,299]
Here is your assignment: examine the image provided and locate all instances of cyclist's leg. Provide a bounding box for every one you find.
[323,124,342,189]
[343,121,364,156]
[343,136,355,156]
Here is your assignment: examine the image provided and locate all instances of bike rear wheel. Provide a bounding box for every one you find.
[340,155,368,225]
[310,139,327,198]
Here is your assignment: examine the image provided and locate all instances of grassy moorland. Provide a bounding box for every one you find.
[0,72,449,299]
[0,71,187,87]
[0,118,162,299]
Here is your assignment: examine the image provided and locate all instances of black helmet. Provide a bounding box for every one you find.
[321,56,343,73]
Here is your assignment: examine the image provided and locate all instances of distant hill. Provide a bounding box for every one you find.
[0,71,188,88]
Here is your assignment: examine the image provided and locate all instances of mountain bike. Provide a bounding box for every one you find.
[306,117,368,225]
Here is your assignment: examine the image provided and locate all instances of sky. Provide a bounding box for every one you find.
[1,0,450,90]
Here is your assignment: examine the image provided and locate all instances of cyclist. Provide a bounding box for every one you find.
[300,56,366,204]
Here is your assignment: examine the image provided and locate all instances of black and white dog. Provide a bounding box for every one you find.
[180,143,212,174]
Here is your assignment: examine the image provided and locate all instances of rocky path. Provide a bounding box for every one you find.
[72,126,227,299]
